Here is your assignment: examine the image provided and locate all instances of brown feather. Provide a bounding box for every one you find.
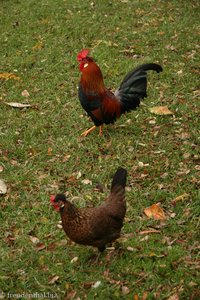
[51,168,127,252]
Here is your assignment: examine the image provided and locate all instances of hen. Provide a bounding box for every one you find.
[50,168,127,252]
[77,49,163,136]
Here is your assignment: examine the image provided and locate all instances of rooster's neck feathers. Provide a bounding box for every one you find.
[80,61,105,94]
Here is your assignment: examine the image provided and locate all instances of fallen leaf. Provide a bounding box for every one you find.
[5,102,32,108]
[48,275,59,284]
[47,147,53,156]
[138,229,161,235]
[171,193,190,205]
[46,242,57,251]
[65,290,77,300]
[67,175,77,184]
[76,171,82,179]
[142,292,148,300]
[149,106,174,115]
[81,179,92,185]
[0,179,7,194]
[36,242,46,251]
[0,166,4,172]
[177,70,183,75]
[5,234,16,245]
[149,119,156,124]
[21,90,30,97]
[122,286,130,295]
[140,235,149,242]
[127,246,135,252]
[138,161,149,167]
[83,282,93,289]
[70,257,79,263]
[157,31,165,35]
[144,204,166,220]
[92,281,101,288]
[178,132,191,140]
[0,72,20,80]
[32,41,43,50]
[167,293,179,300]
[29,236,40,244]
[149,252,165,258]
[165,45,177,51]
[183,152,191,159]
[10,159,18,166]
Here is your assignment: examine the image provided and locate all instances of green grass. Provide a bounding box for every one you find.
[0,0,200,299]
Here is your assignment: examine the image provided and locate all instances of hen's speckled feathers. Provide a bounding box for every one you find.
[51,168,127,252]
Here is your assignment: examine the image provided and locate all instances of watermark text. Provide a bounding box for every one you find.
[0,292,58,299]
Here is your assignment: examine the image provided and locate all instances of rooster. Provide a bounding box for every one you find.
[50,168,127,252]
[77,49,162,136]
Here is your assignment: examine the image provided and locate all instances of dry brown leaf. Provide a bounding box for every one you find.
[149,252,165,258]
[0,179,7,194]
[141,292,148,300]
[138,229,161,235]
[29,236,40,244]
[5,102,32,108]
[70,257,79,263]
[144,204,166,220]
[0,72,20,80]
[76,171,82,179]
[10,159,18,166]
[36,242,46,251]
[65,290,77,300]
[157,31,165,35]
[167,293,179,300]
[32,41,43,50]
[122,286,130,295]
[83,281,93,289]
[47,147,53,156]
[127,246,135,252]
[171,193,190,205]
[21,90,30,97]
[48,275,59,284]
[81,179,92,185]
[178,132,191,140]
[149,106,174,115]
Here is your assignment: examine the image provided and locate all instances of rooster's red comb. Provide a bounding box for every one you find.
[77,49,90,61]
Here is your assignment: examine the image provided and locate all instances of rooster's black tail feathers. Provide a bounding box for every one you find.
[115,63,162,113]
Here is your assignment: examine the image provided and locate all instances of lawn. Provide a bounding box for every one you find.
[0,0,199,299]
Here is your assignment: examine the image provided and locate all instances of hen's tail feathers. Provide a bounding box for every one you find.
[115,63,163,113]
[111,168,127,192]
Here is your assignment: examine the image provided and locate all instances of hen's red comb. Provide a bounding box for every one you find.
[77,49,90,61]
[50,195,55,203]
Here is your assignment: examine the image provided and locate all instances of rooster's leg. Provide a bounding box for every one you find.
[98,125,103,136]
[81,125,96,137]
